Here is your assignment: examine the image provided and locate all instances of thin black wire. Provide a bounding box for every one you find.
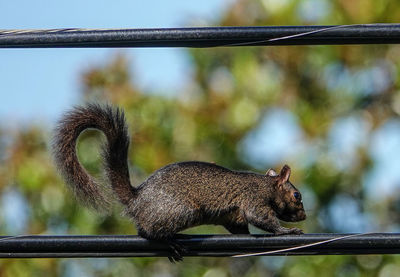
[1,24,400,48]
[0,233,399,258]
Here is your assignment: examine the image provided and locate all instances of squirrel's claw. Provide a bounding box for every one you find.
[166,240,186,263]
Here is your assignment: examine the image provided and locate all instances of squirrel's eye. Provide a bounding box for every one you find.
[293,191,301,200]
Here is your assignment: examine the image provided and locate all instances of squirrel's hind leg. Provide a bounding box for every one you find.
[137,229,186,263]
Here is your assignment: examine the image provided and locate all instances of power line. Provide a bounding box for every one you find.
[1,24,400,48]
[0,233,398,258]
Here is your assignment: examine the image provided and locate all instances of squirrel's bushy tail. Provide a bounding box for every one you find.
[52,103,136,212]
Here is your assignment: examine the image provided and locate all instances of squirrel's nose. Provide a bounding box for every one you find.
[297,210,306,221]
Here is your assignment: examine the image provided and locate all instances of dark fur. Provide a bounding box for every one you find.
[53,104,306,241]
[53,104,135,211]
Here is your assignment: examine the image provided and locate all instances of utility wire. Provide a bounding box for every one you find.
[0,233,399,258]
[1,24,400,48]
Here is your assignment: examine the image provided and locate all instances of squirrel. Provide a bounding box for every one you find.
[52,103,306,261]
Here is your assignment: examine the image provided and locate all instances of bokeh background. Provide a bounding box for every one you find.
[1,0,400,276]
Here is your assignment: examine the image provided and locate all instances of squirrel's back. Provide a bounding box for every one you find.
[137,161,257,202]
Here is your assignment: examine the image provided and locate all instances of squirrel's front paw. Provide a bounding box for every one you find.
[274,227,303,235]
[287,227,303,235]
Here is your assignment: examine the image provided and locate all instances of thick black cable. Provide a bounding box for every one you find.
[1,24,400,48]
[0,233,398,258]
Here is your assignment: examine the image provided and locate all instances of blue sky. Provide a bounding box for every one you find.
[0,0,234,125]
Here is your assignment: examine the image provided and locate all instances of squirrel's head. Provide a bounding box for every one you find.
[266,165,306,222]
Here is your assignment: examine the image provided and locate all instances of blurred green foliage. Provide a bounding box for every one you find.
[1,0,400,276]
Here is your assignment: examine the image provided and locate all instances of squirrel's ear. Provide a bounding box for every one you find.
[266,168,278,177]
[278,165,291,184]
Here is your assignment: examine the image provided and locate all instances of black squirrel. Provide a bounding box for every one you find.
[53,104,306,261]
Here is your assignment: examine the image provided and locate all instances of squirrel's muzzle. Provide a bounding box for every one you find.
[295,209,306,221]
